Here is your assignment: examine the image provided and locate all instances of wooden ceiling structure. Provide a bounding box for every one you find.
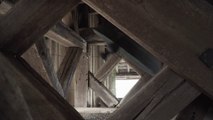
[0,0,213,120]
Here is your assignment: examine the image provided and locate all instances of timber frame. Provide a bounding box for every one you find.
[0,0,213,120]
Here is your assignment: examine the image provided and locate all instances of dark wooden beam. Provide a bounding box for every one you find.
[0,0,79,55]
[89,72,119,107]
[0,55,33,120]
[93,21,161,76]
[176,95,211,120]
[36,38,64,97]
[6,55,84,120]
[108,67,200,120]
[57,47,82,98]
[95,53,121,82]
[83,0,213,98]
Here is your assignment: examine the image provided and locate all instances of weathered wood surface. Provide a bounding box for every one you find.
[57,47,82,98]
[95,53,121,82]
[36,38,64,97]
[176,95,211,120]
[0,54,33,120]
[9,55,84,120]
[93,22,161,76]
[46,23,86,48]
[0,0,79,55]
[83,0,213,98]
[89,72,119,107]
[75,53,89,107]
[118,72,151,107]
[22,45,52,85]
[94,21,161,75]
[108,67,200,120]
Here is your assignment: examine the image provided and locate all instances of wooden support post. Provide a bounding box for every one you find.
[75,53,89,107]
[89,72,119,107]
[0,0,79,55]
[36,38,64,97]
[108,66,200,120]
[0,55,33,120]
[5,54,84,120]
[95,53,122,82]
[57,47,82,98]
[83,0,213,98]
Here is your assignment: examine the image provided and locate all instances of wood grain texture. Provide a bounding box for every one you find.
[95,53,121,82]
[36,38,64,97]
[57,47,82,98]
[83,0,213,98]
[8,55,84,120]
[0,0,79,55]
[89,72,119,107]
[108,67,199,120]
[0,54,33,120]
[46,23,86,48]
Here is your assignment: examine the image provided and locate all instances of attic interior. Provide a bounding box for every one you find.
[0,0,213,120]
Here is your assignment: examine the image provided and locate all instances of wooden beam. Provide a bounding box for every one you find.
[95,53,122,82]
[46,23,86,48]
[108,66,200,120]
[0,0,79,55]
[57,47,82,98]
[75,53,89,107]
[36,38,64,97]
[118,72,151,107]
[0,56,33,120]
[176,95,211,120]
[5,55,84,120]
[83,0,213,98]
[93,21,161,76]
[89,72,119,107]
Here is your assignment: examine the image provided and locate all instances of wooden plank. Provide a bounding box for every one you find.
[5,54,84,120]
[36,38,64,97]
[95,53,121,82]
[83,0,213,98]
[57,47,82,98]
[118,72,151,107]
[89,72,119,107]
[0,0,79,55]
[176,95,211,120]
[93,21,161,75]
[46,23,86,48]
[108,66,200,120]
[75,53,89,107]
[22,45,52,85]
[0,57,33,120]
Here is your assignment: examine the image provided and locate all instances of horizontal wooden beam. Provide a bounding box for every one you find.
[108,66,200,120]
[89,72,119,107]
[83,0,213,98]
[0,0,79,55]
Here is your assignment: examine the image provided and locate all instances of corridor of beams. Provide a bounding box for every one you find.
[0,0,213,120]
